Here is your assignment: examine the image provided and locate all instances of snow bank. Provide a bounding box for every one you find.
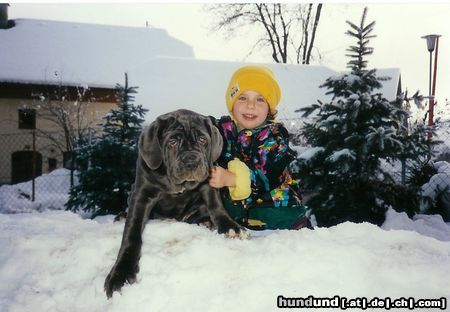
[0,168,74,214]
[382,208,450,242]
[0,211,449,312]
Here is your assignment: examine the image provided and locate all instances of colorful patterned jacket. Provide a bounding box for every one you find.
[215,116,301,208]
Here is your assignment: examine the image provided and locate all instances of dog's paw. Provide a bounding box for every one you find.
[104,260,139,298]
[216,216,249,239]
[225,228,249,240]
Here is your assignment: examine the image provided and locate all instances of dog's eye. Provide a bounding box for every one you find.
[198,136,207,145]
[168,138,178,148]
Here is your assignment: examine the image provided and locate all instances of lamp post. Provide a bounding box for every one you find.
[421,34,441,139]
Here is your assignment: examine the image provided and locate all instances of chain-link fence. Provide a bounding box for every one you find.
[421,119,450,218]
[0,130,76,213]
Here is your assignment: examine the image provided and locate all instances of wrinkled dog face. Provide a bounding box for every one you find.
[140,110,222,191]
[162,116,212,186]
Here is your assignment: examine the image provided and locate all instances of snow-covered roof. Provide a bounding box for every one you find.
[0,19,194,88]
[0,18,400,124]
[126,57,401,123]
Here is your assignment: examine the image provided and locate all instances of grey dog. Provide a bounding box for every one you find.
[104,109,247,298]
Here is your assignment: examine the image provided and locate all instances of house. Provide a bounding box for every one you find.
[0,6,194,184]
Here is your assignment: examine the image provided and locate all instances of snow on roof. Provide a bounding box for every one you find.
[126,57,401,123]
[0,19,194,88]
[0,18,400,124]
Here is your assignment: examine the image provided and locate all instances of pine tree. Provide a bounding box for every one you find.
[66,73,148,216]
[296,8,430,226]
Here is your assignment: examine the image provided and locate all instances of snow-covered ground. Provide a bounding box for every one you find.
[1,155,450,312]
[0,170,450,311]
[0,209,449,312]
[0,168,74,214]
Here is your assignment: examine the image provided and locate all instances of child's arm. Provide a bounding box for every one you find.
[209,166,235,188]
[209,159,251,200]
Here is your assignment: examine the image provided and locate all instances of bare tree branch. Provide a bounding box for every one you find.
[30,84,97,154]
[256,3,280,63]
[243,38,267,61]
[278,4,289,63]
[301,4,313,64]
[306,3,323,64]
[207,3,323,64]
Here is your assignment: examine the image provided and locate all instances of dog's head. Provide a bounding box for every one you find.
[139,109,222,191]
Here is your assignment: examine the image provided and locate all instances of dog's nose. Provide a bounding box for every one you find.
[181,153,201,169]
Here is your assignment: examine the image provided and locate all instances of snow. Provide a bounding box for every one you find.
[126,57,336,123]
[0,19,194,88]
[433,120,450,168]
[0,168,74,214]
[348,93,359,100]
[0,209,448,312]
[344,74,360,84]
[327,148,356,162]
[421,161,450,199]
[297,146,324,161]
[126,57,401,126]
[420,161,450,214]
[1,19,400,129]
[1,170,450,311]
[382,208,450,242]
[326,115,339,122]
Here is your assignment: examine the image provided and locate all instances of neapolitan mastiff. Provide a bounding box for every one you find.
[104,109,247,298]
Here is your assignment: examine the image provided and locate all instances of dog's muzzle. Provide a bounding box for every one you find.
[180,152,202,171]
[173,152,208,183]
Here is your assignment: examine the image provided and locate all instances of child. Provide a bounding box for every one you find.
[209,65,311,230]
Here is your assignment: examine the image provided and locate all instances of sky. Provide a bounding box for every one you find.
[7,2,450,113]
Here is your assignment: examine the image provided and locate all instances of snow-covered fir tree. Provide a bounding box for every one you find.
[66,73,147,216]
[296,8,431,226]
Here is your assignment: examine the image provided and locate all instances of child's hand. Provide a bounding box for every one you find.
[209,166,236,188]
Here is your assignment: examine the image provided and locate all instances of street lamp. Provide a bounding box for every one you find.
[421,34,441,139]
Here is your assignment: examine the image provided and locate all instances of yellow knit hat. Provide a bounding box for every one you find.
[225,65,281,113]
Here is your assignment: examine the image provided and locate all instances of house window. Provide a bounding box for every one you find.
[18,108,36,129]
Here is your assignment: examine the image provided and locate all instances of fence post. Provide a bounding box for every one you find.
[32,129,36,201]
[70,150,75,187]
[88,127,92,169]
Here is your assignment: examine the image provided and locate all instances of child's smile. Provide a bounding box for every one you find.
[242,114,258,120]
[232,90,269,130]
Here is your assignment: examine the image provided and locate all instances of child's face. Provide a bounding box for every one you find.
[232,90,269,130]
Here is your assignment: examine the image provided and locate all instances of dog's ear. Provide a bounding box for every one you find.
[140,114,176,169]
[139,120,162,170]
[205,116,223,162]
